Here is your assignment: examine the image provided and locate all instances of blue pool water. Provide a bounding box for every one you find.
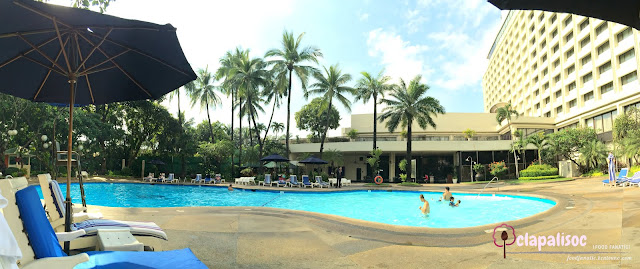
[38,183,556,228]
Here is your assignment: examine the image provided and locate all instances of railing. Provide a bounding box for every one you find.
[477,176,500,198]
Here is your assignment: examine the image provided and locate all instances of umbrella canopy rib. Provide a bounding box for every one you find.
[0,34,63,69]
[74,27,112,74]
[76,33,153,98]
[78,49,129,76]
[14,1,73,28]
[16,33,68,74]
[53,17,73,74]
[20,54,66,76]
[34,35,70,101]
[73,34,96,103]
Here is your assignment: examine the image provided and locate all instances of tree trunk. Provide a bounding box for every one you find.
[538,149,542,165]
[285,69,292,158]
[373,93,377,150]
[262,99,277,146]
[319,98,333,154]
[177,90,182,126]
[206,99,215,143]
[509,122,519,178]
[238,98,243,171]
[406,119,412,181]
[230,88,235,178]
[250,107,264,174]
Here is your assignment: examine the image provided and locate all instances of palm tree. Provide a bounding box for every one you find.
[167,87,183,126]
[354,70,393,150]
[261,73,287,144]
[185,66,220,142]
[272,122,284,139]
[496,103,520,178]
[527,132,547,164]
[579,140,607,171]
[379,75,445,181]
[265,31,322,157]
[305,64,354,153]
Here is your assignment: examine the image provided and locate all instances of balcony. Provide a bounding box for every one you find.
[578,45,591,59]
[614,37,634,56]
[595,50,611,67]
[621,77,640,93]
[594,31,609,48]
[581,83,594,96]
[578,62,593,76]
[596,70,613,86]
[612,23,627,34]
[562,22,573,37]
[553,97,563,107]
[566,89,578,100]
[618,60,638,78]
[577,25,590,41]
[565,54,576,65]
[565,72,576,84]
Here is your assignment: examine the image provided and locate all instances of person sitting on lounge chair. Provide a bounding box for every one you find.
[419,194,429,214]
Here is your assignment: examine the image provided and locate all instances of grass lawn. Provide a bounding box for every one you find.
[461,177,573,185]
[397,182,422,187]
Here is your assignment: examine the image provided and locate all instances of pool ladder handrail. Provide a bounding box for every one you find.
[477,177,499,198]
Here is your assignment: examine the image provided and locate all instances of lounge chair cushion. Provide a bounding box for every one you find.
[75,248,207,269]
[73,219,168,240]
[15,186,67,258]
[50,180,66,218]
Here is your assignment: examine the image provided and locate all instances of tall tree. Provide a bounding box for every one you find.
[579,140,608,171]
[167,87,183,126]
[355,70,393,150]
[272,122,284,139]
[496,103,520,178]
[265,31,322,158]
[305,64,354,153]
[526,132,547,165]
[186,67,221,143]
[379,75,445,181]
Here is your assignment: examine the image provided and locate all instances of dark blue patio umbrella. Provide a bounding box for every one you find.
[260,154,289,162]
[488,0,640,30]
[299,156,328,164]
[0,0,196,252]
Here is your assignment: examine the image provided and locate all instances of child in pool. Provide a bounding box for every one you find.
[449,196,461,207]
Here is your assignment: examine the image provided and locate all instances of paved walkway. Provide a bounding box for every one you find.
[74,177,640,268]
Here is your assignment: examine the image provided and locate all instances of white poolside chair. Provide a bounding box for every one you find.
[288,175,301,187]
[191,174,202,184]
[163,173,178,183]
[259,174,272,186]
[301,175,314,188]
[144,172,155,182]
[37,174,103,229]
[315,176,329,188]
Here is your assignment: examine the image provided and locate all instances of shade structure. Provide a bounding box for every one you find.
[260,154,289,162]
[488,0,640,30]
[0,0,196,253]
[299,156,328,165]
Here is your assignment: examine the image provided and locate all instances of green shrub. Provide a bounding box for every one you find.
[121,167,132,176]
[399,173,407,182]
[320,172,329,182]
[489,161,508,179]
[519,163,559,177]
[5,167,19,176]
[582,169,604,177]
[518,175,562,180]
[398,182,421,187]
[630,165,640,175]
[240,168,253,176]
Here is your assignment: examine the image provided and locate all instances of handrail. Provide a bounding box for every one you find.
[477,177,499,198]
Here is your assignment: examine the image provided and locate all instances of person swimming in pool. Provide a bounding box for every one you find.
[439,186,452,202]
[419,194,430,214]
[449,196,461,207]
[228,184,234,191]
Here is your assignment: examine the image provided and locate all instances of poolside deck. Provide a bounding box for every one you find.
[53,177,640,268]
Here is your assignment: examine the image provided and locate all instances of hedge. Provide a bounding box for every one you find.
[518,175,562,180]
[520,164,558,177]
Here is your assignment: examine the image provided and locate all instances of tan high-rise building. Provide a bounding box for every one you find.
[483,10,640,139]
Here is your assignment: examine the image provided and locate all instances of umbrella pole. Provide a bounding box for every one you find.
[64,79,76,254]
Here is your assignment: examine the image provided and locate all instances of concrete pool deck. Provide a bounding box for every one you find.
[46,177,639,268]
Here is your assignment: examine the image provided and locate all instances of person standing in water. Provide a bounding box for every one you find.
[228,184,234,191]
[419,194,430,214]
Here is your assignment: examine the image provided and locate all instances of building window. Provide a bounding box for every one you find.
[566,64,575,75]
[543,82,549,90]
[544,112,551,117]
[556,106,563,114]
[530,37,536,45]
[595,22,608,36]
[564,16,572,27]
[542,53,547,62]
[542,68,548,76]
[583,91,594,102]
[567,82,576,91]
[554,75,561,83]
[621,72,638,85]
[535,103,540,109]
[597,41,610,56]
[533,63,538,70]
[539,14,544,22]
[553,59,560,69]
[625,101,640,111]
[551,28,558,38]
[582,72,593,84]
[544,97,550,104]
[564,32,573,43]
[581,54,592,65]
[600,82,613,94]
[555,90,562,98]
[534,89,539,96]
[618,49,635,64]
[552,44,559,53]
[539,27,545,35]
[579,19,589,31]
[534,75,539,83]
[569,99,577,108]
[598,61,612,74]
[566,48,574,58]
[530,25,535,33]
[580,37,590,48]
[550,14,557,24]
[540,40,546,49]
[529,12,534,20]
[616,27,632,43]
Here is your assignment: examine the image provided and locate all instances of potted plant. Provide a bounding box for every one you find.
[463,128,476,141]
[473,163,486,181]
[399,173,407,182]
[347,129,359,141]
[399,159,407,180]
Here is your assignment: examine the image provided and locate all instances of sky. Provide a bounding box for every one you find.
[51,0,507,137]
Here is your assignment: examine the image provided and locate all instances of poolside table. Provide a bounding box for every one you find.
[97,229,144,251]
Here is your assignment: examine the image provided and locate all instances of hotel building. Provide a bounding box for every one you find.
[290,11,640,183]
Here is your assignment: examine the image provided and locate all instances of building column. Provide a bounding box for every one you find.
[389,153,396,180]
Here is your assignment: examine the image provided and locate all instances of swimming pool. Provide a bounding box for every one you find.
[39,183,556,228]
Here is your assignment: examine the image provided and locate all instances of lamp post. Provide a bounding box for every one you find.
[466,156,474,182]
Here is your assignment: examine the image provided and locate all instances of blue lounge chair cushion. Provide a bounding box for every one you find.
[75,249,207,269]
[15,186,67,258]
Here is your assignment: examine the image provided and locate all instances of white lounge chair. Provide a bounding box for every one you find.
[301,175,314,188]
[163,173,178,183]
[315,176,329,188]
[259,174,272,186]
[191,174,202,184]
[144,173,155,182]
[37,174,103,229]
[288,175,301,187]
[0,178,206,269]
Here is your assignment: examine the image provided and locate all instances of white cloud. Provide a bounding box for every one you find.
[367,28,431,83]
[358,11,370,21]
